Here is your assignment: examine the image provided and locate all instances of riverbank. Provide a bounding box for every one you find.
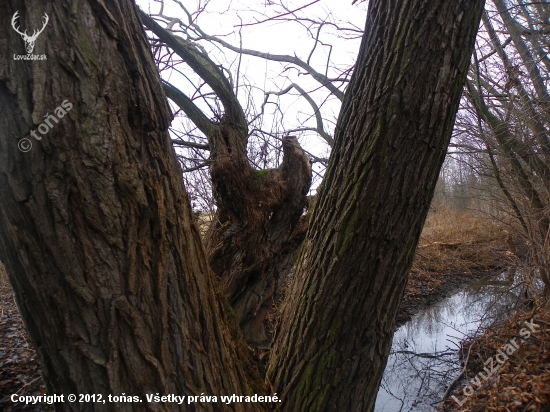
[398,208,510,325]
[442,305,550,411]
[0,208,509,410]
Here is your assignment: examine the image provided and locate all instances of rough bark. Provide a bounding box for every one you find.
[0,1,264,411]
[206,132,311,344]
[139,11,312,345]
[268,1,485,411]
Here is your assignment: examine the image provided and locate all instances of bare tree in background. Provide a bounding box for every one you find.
[455,0,550,294]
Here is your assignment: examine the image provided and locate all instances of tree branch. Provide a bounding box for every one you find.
[163,80,215,136]
[139,9,247,129]
[236,0,321,27]
[187,25,345,101]
[265,83,334,146]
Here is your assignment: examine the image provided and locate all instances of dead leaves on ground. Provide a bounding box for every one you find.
[0,286,48,411]
[444,309,550,411]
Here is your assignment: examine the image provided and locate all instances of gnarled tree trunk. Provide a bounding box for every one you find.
[206,132,311,344]
[140,12,313,345]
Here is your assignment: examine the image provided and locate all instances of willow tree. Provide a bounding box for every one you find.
[0,0,483,412]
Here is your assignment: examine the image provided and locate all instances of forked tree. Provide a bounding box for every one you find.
[0,0,484,411]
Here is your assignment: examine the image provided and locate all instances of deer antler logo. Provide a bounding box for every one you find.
[11,11,49,54]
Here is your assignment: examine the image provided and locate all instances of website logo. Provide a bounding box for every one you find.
[12,11,48,60]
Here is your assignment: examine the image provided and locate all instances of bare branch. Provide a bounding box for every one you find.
[187,23,345,101]
[264,83,334,146]
[163,80,215,136]
[139,9,247,129]
[236,0,321,27]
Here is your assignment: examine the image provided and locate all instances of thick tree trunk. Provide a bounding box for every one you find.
[206,130,311,345]
[268,1,485,411]
[0,1,264,410]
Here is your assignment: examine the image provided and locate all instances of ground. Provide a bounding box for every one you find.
[0,263,48,411]
[0,208,515,411]
[441,308,550,411]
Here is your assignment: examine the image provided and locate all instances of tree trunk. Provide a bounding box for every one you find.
[268,1,485,411]
[0,1,264,410]
[206,131,311,345]
[139,13,313,345]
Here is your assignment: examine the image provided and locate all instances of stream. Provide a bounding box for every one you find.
[374,271,522,411]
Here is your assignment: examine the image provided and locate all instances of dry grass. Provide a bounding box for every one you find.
[414,208,508,278]
[194,211,214,237]
[421,207,502,245]
[396,208,510,324]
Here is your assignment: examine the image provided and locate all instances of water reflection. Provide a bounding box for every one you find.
[375,272,521,411]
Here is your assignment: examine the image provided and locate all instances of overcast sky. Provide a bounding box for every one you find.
[136,0,369,193]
